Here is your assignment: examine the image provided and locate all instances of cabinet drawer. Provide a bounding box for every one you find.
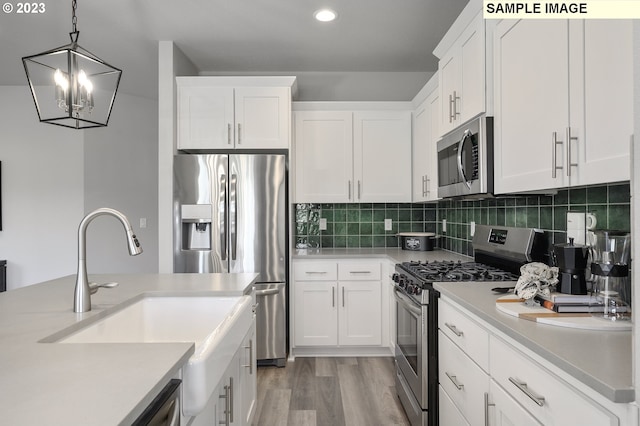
[439,331,489,426]
[490,335,617,426]
[439,299,489,371]
[439,385,470,426]
[293,261,338,281]
[337,261,381,281]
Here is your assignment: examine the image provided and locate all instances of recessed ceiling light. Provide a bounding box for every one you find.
[314,8,337,22]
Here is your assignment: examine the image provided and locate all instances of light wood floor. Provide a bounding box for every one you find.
[254,357,411,426]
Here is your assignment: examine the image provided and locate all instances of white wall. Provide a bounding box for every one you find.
[0,86,84,288]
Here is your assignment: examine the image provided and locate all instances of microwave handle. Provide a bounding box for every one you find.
[456,129,473,189]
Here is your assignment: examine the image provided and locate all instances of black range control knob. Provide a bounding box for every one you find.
[414,286,422,296]
[392,273,399,283]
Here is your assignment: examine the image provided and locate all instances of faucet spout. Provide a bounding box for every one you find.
[74,208,142,313]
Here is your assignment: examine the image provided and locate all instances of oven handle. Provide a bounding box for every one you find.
[456,128,473,190]
[393,287,423,317]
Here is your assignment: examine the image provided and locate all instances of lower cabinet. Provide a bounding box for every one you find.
[292,259,387,353]
[189,321,257,426]
[438,297,627,426]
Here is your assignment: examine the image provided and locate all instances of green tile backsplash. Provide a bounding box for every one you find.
[295,182,631,256]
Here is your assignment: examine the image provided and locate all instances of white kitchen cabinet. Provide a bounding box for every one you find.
[493,19,632,194]
[292,259,384,350]
[237,321,257,426]
[294,109,411,203]
[436,10,486,135]
[412,79,440,203]
[177,77,292,150]
[438,296,625,426]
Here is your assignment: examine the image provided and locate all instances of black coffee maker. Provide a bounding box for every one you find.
[553,237,590,294]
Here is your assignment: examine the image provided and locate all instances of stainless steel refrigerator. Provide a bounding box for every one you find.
[173,153,288,366]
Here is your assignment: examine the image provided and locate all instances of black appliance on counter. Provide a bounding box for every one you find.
[391,225,547,426]
[553,237,589,294]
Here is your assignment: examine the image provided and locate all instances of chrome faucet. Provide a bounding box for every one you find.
[74,208,143,313]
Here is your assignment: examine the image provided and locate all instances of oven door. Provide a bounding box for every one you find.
[394,287,428,408]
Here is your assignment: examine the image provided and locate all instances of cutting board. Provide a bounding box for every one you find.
[496,294,631,331]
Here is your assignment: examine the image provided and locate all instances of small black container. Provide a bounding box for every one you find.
[397,233,439,251]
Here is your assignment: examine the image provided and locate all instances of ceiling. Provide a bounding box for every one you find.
[1,0,468,101]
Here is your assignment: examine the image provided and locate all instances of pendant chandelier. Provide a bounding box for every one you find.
[22,0,122,129]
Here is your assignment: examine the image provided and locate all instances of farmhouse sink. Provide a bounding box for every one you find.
[54,295,254,416]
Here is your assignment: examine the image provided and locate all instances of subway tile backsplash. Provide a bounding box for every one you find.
[294,182,631,256]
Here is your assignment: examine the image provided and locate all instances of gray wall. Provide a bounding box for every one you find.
[84,93,159,274]
[0,86,84,288]
[0,86,158,289]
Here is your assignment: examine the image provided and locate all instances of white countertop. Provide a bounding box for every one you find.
[434,281,634,403]
[0,273,257,426]
[293,247,472,264]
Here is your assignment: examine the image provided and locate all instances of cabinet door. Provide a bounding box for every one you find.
[338,281,382,346]
[439,50,460,135]
[177,86,234,150]
[238,322,257,426]
[293,281,338,346]
[570,20,633,186]
[294,111,353,203]
[493,19,570,194]
[490,380,542,426]
[353,111,412,202]
[234,87,289,149]
[413,91,440,202]
[440,386,471,426]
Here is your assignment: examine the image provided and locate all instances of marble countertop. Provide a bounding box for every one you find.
[435,281,634,403]
[0,273,257,425]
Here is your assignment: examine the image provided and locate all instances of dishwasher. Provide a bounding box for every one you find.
[132,379,181,426]
[255,282,287,367]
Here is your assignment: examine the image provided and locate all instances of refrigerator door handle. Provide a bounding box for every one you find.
[220,174,227,261]
[230,174,238,260]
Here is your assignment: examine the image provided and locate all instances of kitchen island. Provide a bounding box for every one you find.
[0,273,257,425]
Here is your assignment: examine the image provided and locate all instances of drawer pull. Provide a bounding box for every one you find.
[349,271,371,274]
[305,271,328,274]
[445,322,464,337]
[509,377,545,407]
[484,392,495,426]
[445,372,464,390]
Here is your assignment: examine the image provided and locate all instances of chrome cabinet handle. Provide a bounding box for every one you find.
[445,322,463,337]
[357,180,361,200]
[348,180,352,200]
[242,339,253,374]
[229,377,234,423]
[349,271,371,274]
[332,286,335,307]
[342,286,345,307]
[509,377,545,406]
[484,392,495,426]
[237,123,242,144]
[219,383,230,426]
[551,131,563,178]
[227,123,232,145]
[426,176,431,196]
[305,271,327,275]
[449,94,454,123]
[566,127,578,177]
[452,90,460,120]
[445,372,464,390]
[422,175,427,197]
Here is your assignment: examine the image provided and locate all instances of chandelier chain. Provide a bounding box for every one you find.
[71,0,78,33]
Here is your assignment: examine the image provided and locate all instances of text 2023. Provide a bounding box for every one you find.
[17,2,45,13]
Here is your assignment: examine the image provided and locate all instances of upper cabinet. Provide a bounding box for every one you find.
[294,106,412,203]
[434,7,488,136]
[493,19,633,194]
[412,75,440,203]
[176,77,295,151]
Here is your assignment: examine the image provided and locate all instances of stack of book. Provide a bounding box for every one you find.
[534,292,617,313]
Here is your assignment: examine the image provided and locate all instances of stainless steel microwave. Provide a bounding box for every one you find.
[437,115,494,198]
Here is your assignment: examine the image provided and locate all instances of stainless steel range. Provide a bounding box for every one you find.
[392,225,547,426]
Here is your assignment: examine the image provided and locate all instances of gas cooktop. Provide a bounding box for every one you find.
[398,260,519,283]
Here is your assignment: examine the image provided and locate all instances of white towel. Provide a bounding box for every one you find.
[514,262,559,300]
